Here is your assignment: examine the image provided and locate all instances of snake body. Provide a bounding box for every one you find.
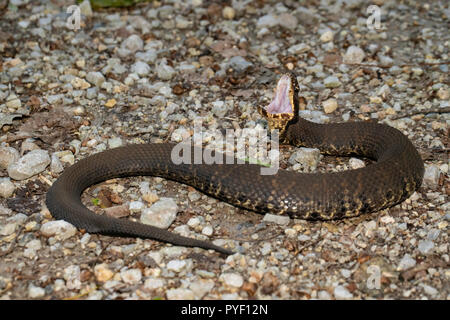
[46,74,424,254]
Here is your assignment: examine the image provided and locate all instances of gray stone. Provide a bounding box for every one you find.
[135,50,157,64]
[131,61,151,76]
[140,197,178,228]
[398,254,416,271]
[8,149,50,180]
[156,61,175,80]
[50,154,64,174]
[343,46,365,64]
[263,213,290,226]
[334,285,353,299]
[257,14,278,28]
[120,268,142,284]
[423,165,440,186]
[121,34,143,53]
[167,259,187,272]
[289,148,321,172]
[221,273,244,288]
[227,56,253,73]
[86,72,105,87]
[166,288,195,300]
[0,177,15,198]
[0,146,19,169]
[418,240,434,254]
[40,220,76,240]
[324,76,341,88]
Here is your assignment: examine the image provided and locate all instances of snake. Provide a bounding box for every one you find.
[45,73,424,255]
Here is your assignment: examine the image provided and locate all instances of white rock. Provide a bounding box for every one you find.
[166,288,195,300]
[423,165,440,186]
[121,34,143,53]
[50,154,64,174]
[0,146,20,169]
[120,268,142,284]
[288,43,310,54]
[156,62,175,80]
[324,76,341,88]
[171,127,190,142]
[221,273,244,288]
[323,98,338,113]
[349,158,365,169]
[136,49,157,64]
[140,197,178,228]
[144,277,165,290]
[202,225,213,236]
[129,201,145,213]
[257,14,278,28]
[131,61,151,76]
[167,259,186,272]
[187,217,201,228]
[334,285,353,299]
[26,239,42,250]
[28,284,45,298]
[7,149,50,180]
[222,6,235,20]
[343,46,366,64]
[227,56,253,73]
[0,222,17,236]
[107,137,123,149]
[6,94,21,109]
[418,240,434,254]
[318,290,332,299]
[0,177,15,198]
[398,254,416,271]
[40,220,77,240]
[263,213,290,226]
[320,30,334,42]
[289,147,321,172]
[86,71,105,87]
[420,284,438,297]
[64,265,81,290]
[189,279,215,299]
[79,0,93,16]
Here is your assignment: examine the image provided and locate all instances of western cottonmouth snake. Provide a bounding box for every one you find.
[46,73,424,255]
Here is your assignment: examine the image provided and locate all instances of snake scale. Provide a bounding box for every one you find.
[46,73,424,255]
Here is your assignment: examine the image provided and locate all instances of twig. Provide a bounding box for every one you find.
[0,225,24,258]
[390,106,450,120]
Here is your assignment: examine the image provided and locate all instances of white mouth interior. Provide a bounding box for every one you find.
[265,75,293,114]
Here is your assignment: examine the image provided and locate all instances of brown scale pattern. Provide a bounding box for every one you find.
[46,76,424,254]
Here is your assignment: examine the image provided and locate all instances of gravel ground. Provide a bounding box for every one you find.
[0,0,449,300]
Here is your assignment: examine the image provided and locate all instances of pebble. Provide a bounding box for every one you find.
[131,61,151,76]
[120,268,142,284]
[166,288,195,300]
[28,284,45,298]
[257,14,278,28]
[136,49,157,64]
[94,264,114,282]
[417,240,434,254]
[0,177,15,198]
[277,13,298,30]
[187,217,201,228]
[188,191,201,202]
[156,61,175,80]
[86,71,105,87]
[129,201,145,213]
[64,265,81,290]
[202,225,213,236]
[263,213,290,226]
[349,158,365,169]
[167,260,187,272]
[287,43,310,54]
[0,147,20,169]
[140,197,178,228]
[333,285,353,299]
[107,137,123,149]
[121,34,143,53]
[6,94,21,109]
[79,0,93,16]
[420,284,438,297]
[423,165,440,186]
[50,154,64,174]
[318,290,332,299]
[221,273,244,288]
[104,204,129,218]
[144,277,165,290]
[0,222,17,236]
[40,220,77,240]
[222,6,235,20]
[171,127,190,142]
[7,149,50,180]
[189,279,215,299]
[322,98,338,113]
[398,254,416,270]
[324,76,341,88]
[227,56,253,74]
[289,148,321,172]
[320,30,334,42]
[436,87,449,100]
[343,46,366,64]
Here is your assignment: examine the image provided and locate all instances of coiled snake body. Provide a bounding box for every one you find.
[46,74,424,254]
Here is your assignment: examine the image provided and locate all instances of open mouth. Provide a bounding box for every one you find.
[265,74,294,114]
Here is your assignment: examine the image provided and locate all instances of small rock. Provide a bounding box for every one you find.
[121,34,143,53]
[28,284,45,298]
[104,204,130,218]
[343,46,365,64]
[324,76,341,88]
[86,72,105,87]
[94,263,114,282]
[398,254,416,271]
[71,77,90,90]
[211,100,228,117]
[320,30,334,42]
[436,87,449,100]
[334,285,353,299]
[166,288,195,300]
[423,165,440,186]
[156,61,175,80]
[420,284,438,297]
[222,6,235,20]
[257,14,278,28]
[277,13,298,30]
[120,268,142,284]
[263,213,290,226]
[140,197,178,228]
[189,279,215,299]
[221,273,244,288]
[349,158,365,169]
[323,98,338,113]
[289,148,321,172]
[107,137,123,149]
[144,277,165,290]
[79,0,93,16]
[167,260,187,272]
[40,220,77,240]
[202,225,213,236]
[187,217,201,228]
[104,99,117,108]
[64,265,81,290]
[0,147,19,169]
[50,154,64,174]
[131,61,151,76]
[417,240,434,254]
[287,43,310,54]
[129,201,145,213]
[171,127,191,142]
[318,290,332,299]
[142,192,159,204]
[0,222,17,236]
[227,56,253,74]
[188,191,201,202]
[8,149,50,180]
[6,94,21,109]
[0,177,15,198]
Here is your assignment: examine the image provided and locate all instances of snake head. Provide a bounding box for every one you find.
[258,73,300,139]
